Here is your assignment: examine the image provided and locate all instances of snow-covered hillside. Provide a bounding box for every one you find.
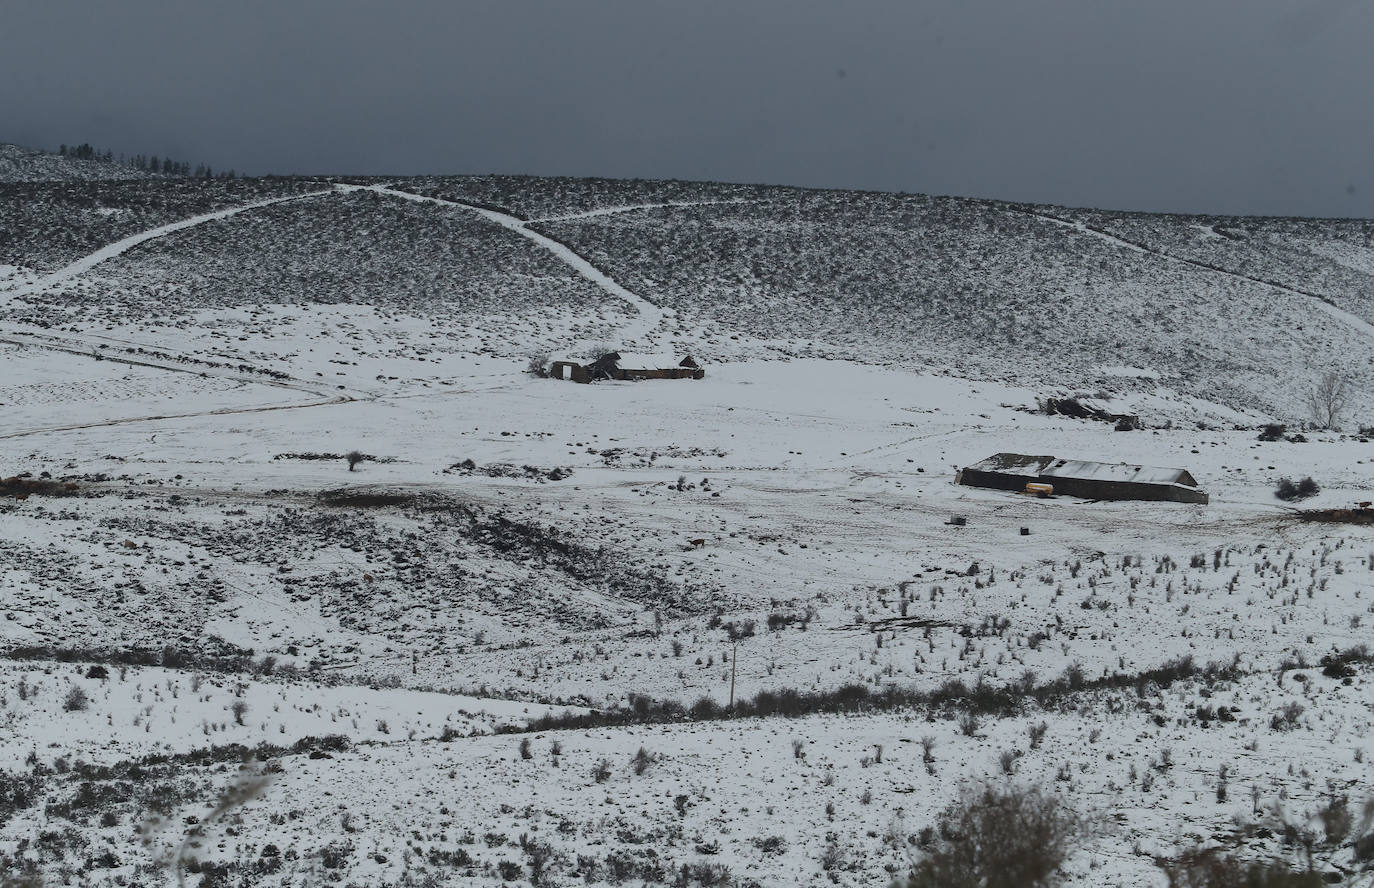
[4,172,1373,417]
[1,170,1372,887]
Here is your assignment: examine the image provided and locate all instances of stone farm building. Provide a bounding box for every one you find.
[550,353,704,384]
[957,453,1208,504]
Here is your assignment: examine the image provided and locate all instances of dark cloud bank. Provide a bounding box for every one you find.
[3,0,1372,217]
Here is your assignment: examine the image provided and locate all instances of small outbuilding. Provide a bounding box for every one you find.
[550,352,705,383]
[957,453,1208,504]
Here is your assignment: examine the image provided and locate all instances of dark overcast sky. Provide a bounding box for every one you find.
[4,1,1372,217]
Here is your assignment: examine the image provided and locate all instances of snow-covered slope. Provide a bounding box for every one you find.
[2,172,1372,888]
[4,172,1372,417]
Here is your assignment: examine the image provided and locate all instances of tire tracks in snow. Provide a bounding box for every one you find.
[369,185,677,346]
[0,389,354,441]
[0,327,360,441]
[1014,207,1374,342]
[0,186,364,440]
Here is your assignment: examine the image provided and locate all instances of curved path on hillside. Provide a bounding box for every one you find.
[532,199,748,223]
[1017,208,1374,341]
[372,185,676,345]
[0,186,361,439]
[0,187,338,307]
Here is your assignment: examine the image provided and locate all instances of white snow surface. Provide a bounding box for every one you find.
[0,173,1372,887]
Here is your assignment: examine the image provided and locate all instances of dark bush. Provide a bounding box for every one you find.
[1159,848,1325,887]
[899,783,1079,888]
[1275,477,1319,501]
[63,687,90,712]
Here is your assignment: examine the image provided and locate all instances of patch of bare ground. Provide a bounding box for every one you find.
[1296,506,1374,525]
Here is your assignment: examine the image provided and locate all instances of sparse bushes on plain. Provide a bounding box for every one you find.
[1157,847,1325,887]
[516,655,1242,734]
[1161,794,1374,887]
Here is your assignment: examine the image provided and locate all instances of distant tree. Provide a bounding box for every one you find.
[1307,370,1352,429]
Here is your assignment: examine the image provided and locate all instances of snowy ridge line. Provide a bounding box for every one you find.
[371,185,676,345]
[0,187,338,305]
[531,199,752,224]
[1015,207,1374,341]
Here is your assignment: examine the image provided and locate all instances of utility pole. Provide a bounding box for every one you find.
[728,642,737,711]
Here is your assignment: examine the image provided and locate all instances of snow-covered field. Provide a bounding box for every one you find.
[1,162,1372,887]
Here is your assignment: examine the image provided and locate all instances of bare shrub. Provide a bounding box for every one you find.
[519,833,558,886]
[525,352,551,377]
[63,686,90,712]
[1270,701,1305,732]
[345,450,366,472]
[899,783,1080,888]
[630,747,659,776]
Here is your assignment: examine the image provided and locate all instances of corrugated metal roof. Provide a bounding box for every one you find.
[1040,459,1193,486]
[614,352,691,370]
[965,453,1056,473]
[964,453,1201,489]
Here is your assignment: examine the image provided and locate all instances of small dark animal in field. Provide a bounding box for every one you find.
[688,538,706,549]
